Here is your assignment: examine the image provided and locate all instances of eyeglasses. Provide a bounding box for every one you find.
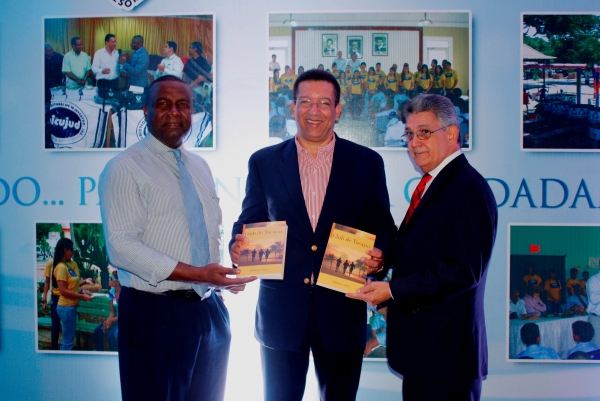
[295,98,333,110]
[402,126,449,141]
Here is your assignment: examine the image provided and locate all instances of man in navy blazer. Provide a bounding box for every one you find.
[348,95,498,401]
[230,70,396,401]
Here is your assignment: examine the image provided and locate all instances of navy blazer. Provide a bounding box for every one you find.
[386,154,498,381]
[231,136,396,353]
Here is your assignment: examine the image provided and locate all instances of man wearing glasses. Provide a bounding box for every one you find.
[348,94,498,401]
[230,69,396,400]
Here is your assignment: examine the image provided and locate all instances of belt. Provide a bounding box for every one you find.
[155,289,203,302]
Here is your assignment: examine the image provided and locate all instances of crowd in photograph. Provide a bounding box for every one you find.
[268,52,469,147]
[45,34,213,114]
[510,266,600,360]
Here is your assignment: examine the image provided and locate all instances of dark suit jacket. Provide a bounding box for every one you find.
[386,154,498,381]
[231,136,396,353]
[121,47,149,88]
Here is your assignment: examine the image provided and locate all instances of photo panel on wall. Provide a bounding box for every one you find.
[44,14,215,150]
[267,11,472,150]
[521,12,600,152]
[508,224,600,362]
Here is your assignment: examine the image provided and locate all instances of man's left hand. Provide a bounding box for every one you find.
[346,280,392,306]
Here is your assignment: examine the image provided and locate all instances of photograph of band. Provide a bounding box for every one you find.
[44,15,215,150]
[268,11,471,149]
[508,224,600,362]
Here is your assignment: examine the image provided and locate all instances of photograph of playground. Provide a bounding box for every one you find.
[521,13,600,151]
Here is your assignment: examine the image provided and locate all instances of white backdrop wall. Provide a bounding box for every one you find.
[1,1,600,400]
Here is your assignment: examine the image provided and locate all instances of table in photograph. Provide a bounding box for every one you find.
[509,315,589,359]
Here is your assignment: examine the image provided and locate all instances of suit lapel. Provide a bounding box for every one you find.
[278,139,313,230]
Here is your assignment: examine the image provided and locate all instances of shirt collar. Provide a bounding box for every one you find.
[144,133,179,156]
[427,149,462,180]
[295,134,336,162]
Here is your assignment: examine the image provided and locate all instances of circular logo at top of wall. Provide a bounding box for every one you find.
[48,101,88,146]
[108,0,145,10]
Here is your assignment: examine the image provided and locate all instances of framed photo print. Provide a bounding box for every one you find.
[347,36,363,59]
[267,11,472,150]
[373,33,388,56]
[322,34,338,57]
[44,14,215,151]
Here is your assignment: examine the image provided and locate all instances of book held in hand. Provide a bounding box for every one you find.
[316,223,376,293]
[237,221,287,279]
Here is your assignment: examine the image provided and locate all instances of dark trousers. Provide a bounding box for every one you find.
[118,287,231,401]
[261,292,363,401]
[402,376,483,401]
[50,294,60,350]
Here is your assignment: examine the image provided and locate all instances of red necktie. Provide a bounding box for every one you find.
[405,173,432,223]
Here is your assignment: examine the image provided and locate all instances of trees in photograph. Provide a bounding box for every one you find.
[523,15,600,68]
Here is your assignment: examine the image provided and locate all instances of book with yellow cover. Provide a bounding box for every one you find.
[237,221,287,279]
[316,223,376,293]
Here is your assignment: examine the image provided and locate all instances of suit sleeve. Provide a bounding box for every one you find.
[230,154,270,249]
[121,50,149,76]
[390,179,497,306]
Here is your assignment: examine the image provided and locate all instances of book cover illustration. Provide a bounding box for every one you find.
[316,223,376,293]
[238,221,287,279]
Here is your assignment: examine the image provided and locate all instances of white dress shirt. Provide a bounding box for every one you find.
[157,54,184,79]
[99,134,222,292]
[92,47,120,81]
[587,273,600,316]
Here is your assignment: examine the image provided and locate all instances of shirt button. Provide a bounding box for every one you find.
[303,278,310,284]
[311,245,317,251]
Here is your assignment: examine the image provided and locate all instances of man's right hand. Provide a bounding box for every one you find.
[199,264,256,291]
[102,68,111,74]
[229,234,249,265]
[169,261,256,293]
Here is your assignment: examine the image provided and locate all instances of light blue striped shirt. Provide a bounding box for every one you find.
[99,133,222,292]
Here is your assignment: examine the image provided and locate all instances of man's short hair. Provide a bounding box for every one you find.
[71,36,81,47]
[191,41,203,55]
[572,321,595,343]
[44,42,52,50]
[570,267,579,276]
[105,34,115,43]
[133,35,144,44]
[360,62,366,67]
[272,54,276,58]
[145,75,188,106]
[521,323,540,346]
[293,69,341,106]
[403,94,461,143]
[167,41,177,53]
[376,62,381,66]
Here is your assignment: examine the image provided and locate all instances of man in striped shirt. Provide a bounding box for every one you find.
[230,69,396,400]
[99,76,255,401]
